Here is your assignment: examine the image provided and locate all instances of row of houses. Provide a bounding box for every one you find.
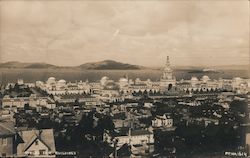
[1,95,56,109]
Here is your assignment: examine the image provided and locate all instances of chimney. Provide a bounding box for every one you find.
[128,128,131,145]
[38,130,42,139]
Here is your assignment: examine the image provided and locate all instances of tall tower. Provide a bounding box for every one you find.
[162,56,173,80]
[160,56,176,91]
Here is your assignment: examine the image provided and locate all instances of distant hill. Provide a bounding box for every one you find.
[0,61,58,69]
[0,61,247,71]
[25,63,58,69]
[78,60,144,70]
[0,60,145,70]
[173,65,249,71]
[210,65,249,70]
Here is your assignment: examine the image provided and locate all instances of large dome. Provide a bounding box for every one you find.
[58,79,66,83]
[191,76,198,81]
[100,76,109,86]
[119,77,128,82]
[104,82,119,90]
[101,76,109,81]
[47,77,56,84]
[201,75,210,82]
[48,77,56,80]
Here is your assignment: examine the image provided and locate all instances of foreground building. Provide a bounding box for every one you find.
[17,129,56,157]
[0,120,56,158]
[0,121,16,157]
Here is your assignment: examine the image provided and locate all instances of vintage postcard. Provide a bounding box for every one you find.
[0,0,249,157]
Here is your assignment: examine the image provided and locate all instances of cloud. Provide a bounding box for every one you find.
[0,0,249,67]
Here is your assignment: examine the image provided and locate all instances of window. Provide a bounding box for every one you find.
[35,140,38,145]
[28,151,35,156]
[2,153,6,157]
[2,138,7,146]
[39,150,46,155]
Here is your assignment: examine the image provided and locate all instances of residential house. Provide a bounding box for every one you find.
[0,120,16,157]
[103,128,154,148]
[152,114,173,128]
[2,95,56,110]
[16,129,56,157]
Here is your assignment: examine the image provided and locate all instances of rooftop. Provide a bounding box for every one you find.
[17,129,56,155]
[0,120,15,136]
[131,129,152,136]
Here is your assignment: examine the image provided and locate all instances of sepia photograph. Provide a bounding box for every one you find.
[0,0,249,157]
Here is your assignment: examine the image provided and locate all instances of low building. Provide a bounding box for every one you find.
[56,94,101,106]
[113,119,133,128]
[0,110,15,123]
[152,114,173,128]
[2,95,56,109]
[103,128,154,148]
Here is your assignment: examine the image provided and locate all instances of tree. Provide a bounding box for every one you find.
[94,115,114,136]
[230,100,247,114]
[168,84,173,91]
[78,112,95,134]
[13,83,20,92]
[24,103,30,110]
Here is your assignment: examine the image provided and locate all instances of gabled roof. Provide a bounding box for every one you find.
[117,143,131,157]
[17,129,56,155]
[0,120,15,136]
[23,134,51,152]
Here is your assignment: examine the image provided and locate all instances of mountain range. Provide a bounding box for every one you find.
[0,60,247,70]
[0,60,145,70]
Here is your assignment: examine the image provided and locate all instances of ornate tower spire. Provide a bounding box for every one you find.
[166,56,170,67]
[160,56,176,91]
[162,56,173,80]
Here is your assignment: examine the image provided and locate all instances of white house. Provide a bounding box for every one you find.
[17,129,56,157]
[103,128,154,148]
[152,114,173,128]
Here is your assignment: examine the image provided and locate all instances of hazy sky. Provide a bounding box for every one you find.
[0,0,249,67]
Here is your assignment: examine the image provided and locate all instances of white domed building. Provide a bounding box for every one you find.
[57,79,66,90]
[191,76,199,87]
[135,78,142,84]
[146,79,152,86]
[36,81,44,86]
[233,77,243,85]
[46,77,56,91]
[232,77,249,93]
[100,76,109,86]
[119,77,129,88]
[201,75,210,83]
[47,77,56,85]
[232,77,243,90]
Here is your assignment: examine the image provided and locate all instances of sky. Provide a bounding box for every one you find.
[0,0,249,67]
